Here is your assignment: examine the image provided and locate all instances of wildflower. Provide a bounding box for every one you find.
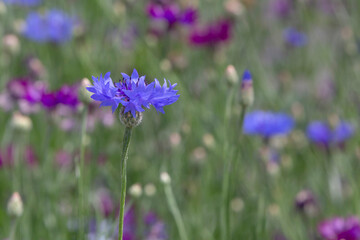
[147,2,197,29]
[23,10,74,43]
[318,216,360,240]
[225,65,238,85]
[7,192,23,217]
[189,19,232,46]
[3,0,41,6]
[294,189,318,217]
[283,27,307,47]
[129,183,143,198]
[306,121,355,148]
[86,69,179,119]
[241,69,254,107]
[269,0,293,18]
[144,212,168,240]
[243,110,294,138]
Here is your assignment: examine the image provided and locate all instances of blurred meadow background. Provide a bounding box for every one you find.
[1,0,360,239]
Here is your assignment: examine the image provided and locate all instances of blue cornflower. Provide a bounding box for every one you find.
[243,110,294,138]
[3,0,41,6]
[23,10,74,43]
[87,69,179,118]
[283,27,307,47]
[307,121,355,147]
[242,69,252,82]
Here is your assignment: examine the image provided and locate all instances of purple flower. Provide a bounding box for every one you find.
[269,0,293,18]
[23,10,75,43]
[144,212,168,240]
[147,3,197,29]
[283,27,307,47]
[189,19,232,46]
[7,78,45,103]
[294,189,318,216]
[87,69,179,118]
[306,121,332,147]
[318,216,360,240]
[243,110,294,138]
[3,0,41,6]
[306,121,355,148]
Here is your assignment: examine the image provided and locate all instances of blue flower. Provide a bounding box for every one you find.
[23,10,74,43]
[283,27,307,47]
[306,121,332,146]
[242,69,252,82]
[3,0,41,6]
[243,110,294,138]
[307,121,355,147]
[87,69,179,118]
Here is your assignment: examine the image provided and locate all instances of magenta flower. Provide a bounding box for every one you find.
[147,2,197,29]
[318,216,360,240]
[189,19,232,46]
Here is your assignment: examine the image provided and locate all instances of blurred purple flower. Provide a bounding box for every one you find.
[147,3,197,29]
[144,212,168,240]
[243,110,294,138]
[23,10,75,43]
[25,146,38,167]
[7,78,45,104]
[318,216,360,240]
[306,121,355,148]
[295,189,318,216]
[3,0,41,6]
[55,150,73,168]
[55,84,80,109]
[269,0,293,18]
[189,19,232,46]
[96,189,114,217]
[283,27,307,47]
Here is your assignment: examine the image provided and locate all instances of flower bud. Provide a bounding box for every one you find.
[7,192,23,218]
[225,65,239,85]
[240,69,254,107]
[11,111,32,132]
[2,34,20,54]
[160,172,171,184]
[78,78,93,104]
[295,189,318,217]
[129,183,142,198]
[119,107,143,128]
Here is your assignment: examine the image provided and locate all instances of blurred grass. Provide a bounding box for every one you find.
[0,0,360,239]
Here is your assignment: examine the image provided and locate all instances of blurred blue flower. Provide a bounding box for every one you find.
[306,121,355,148]
[242,69,252,82]
[306,121,332,147]
[87,69,180,118]
[243,110,294,138]
[23,10,74,43]
[3,0,41,6]
[283,28,307,47]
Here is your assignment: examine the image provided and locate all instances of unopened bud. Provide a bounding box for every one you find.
[2,34,20,54]
[119,107,143,128]
[144,183,156,196]
[240,69,254,106]
[225,65,239,85]
[79,78,93,104]
[129,183,142,198]
[7,192,23,217]
[160,172,171,184]
[11,111,32,132]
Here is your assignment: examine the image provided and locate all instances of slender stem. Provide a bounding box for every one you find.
[118,127,132,240]
[9,219,17,240]
[221,103,247,240]
[163,181,189,240]
[78,107,88,240]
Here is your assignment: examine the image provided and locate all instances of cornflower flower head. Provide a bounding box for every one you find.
[318,216,360,240]
[189,19,232,46]
[306,121,355,149]
[87,69,179,126]
[243,110,294,139]
[283,27,307,47]
[23,9,75,43]
[147,2,197,29]
[3,0,41,6]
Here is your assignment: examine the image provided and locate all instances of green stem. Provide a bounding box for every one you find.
[118,127,132,240]
[78,108,88,240]
[221,103,247,240]
[164,181,189,240]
